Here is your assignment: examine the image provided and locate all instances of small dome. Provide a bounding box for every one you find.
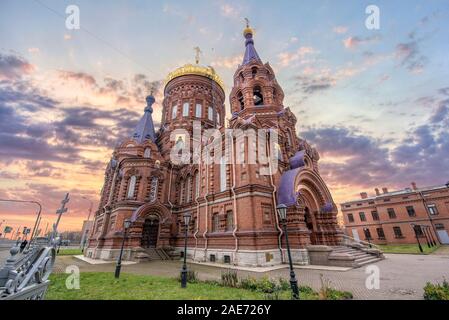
[164,63,225,92]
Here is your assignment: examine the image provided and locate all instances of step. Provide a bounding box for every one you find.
[355,255,379,263]
[355,258,382,267]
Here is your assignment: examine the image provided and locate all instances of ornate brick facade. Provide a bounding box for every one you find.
[86,26,342,266]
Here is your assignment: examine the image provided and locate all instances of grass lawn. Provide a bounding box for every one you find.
[378,244,440,254]
[57,248,83,256]
[46,272,325,300]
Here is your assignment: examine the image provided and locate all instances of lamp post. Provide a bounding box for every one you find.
[411,224,424,253]
[180,212,191,288]
[115,218,132,279]
[363,228,372,248]
[277,204,299,300]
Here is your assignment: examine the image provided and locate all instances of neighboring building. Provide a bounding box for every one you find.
[80,220,93,250]
[86,25,342,267]
[341,182,449,245]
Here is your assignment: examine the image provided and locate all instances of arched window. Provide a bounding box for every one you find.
[183,102,189,117]
[186,177,192,203]
[220,156,227,192]
[253,86,263,106]
[149,177,158,202]
[127,176,137,199]
[251,67,257,78]
[208,106,214,121]
[237,92,244,110]
[172,104,178,119]
[195,103,202,118]
[179,180,184,204]
[144,148,151,158]
[195,172,200,198]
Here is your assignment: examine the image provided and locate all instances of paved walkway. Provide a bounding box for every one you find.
[53,252,449,300]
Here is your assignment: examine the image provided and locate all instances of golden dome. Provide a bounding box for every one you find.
[243,27,254,37]
[164,63,225,92]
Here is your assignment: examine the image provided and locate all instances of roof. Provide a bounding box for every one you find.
[132,95,156,143]
[341,184,449,206]
[242,29,262,66]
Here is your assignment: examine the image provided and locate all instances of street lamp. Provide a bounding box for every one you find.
[277,204,299,300]
[115,218,132,279]
[180,212,191,288]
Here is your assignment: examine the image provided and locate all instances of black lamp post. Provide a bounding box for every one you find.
[180,212,191,288]
[363,228,372,248]
[277,204,299,300]
[411,224,424,253]
[115,218,132,279]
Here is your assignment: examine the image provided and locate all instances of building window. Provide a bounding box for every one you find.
[172,104,178,119]
[149,177,158,203]
[143,148,151,158]
[217,112,220,125]
[183,102,189,117]
[347,214,354,223]
[427,204,439,215]
[179,181,184,205]
[274,143,283,161]
[226,210,233,231]
[127,176,137,199]
[393,226,403,238]
[364,228,372,240]
[376,228,385,240]
[263,207,272,223]
[413,226,424,237]
[359,212,366,222]
[220,156,227,192]
[186,177,192,203]
[406,206,416,217]
[371,211,379,221]
[387,208,396,219]
[208,106,214,121]
[195,103,202,118]
[435,223,445,230]
[212,214,219,232]
[195,172,200,198]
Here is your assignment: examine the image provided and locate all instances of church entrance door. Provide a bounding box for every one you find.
[141,217,159,248]
[304,207,317,245]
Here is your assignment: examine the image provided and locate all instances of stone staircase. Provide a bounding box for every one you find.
[329,245,384,268]
[133,248,171,262]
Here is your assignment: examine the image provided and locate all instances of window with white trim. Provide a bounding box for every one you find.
[183,102,189,117]
[208,106,214,121]
[172,104,178,119]
[195,103,202,118]
[220,156,227,192]
[127,176,137,199]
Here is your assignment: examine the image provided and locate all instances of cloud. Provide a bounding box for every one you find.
[395,41,427,73]
[220,4,240,18]
[28,48,40,54]
[343,35,380,49]
[278,46,318,67]
[333,26,348,34]
[0,53,35,80]
[58,70,97,87]
[211,55,243,69]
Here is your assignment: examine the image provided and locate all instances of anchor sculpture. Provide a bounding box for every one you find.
[0,193,69,300]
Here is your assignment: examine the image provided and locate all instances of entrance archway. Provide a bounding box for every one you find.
[304,207,318,245]
[141,215,159,248]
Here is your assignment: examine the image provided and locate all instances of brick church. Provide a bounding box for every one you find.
[86,25,343,267]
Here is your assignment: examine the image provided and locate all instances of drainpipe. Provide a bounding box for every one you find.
[167,166,175,246]
[202,147,210,260]
[266,131,284,263]
[229,131,239,264]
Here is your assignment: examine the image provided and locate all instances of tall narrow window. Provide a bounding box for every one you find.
[208,106,214,121]
[220,156,227,192]
[186,177,192,203]
[387,208,396,219]
[213,214,219,232]
[183,102,189,117]
[172,104,178,119]
[143,148,151,158]
[149,177,158,203]
[195,172,200,198]
[127,176,137,199]
[179,181,184,204]
[216,112,220,125]
[195,103,202,118]
[347,214,354,223]
[226,210,233,231]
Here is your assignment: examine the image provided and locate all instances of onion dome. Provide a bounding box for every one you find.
[164,63,225,92]
[132,95,156,143]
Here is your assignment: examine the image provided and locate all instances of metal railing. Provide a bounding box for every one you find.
[340,234,381,251]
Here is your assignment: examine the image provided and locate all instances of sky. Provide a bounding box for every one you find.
[0,0,449,233]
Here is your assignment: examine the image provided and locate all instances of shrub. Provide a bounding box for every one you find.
[424,280,449,300]
[177,270,198,283]
[239,276,277,293]
[278,277,290,291]
[318,274,353,300]
[221,270,239,288]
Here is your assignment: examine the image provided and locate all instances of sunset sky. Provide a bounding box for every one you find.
[1,0,448,233]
